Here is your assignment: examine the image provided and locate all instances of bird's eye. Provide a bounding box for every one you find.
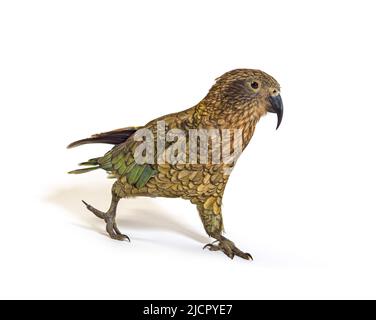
[251,81,259,90]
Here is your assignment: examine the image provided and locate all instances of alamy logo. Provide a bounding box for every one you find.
[132,121,243,172]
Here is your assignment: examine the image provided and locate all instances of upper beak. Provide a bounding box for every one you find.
[268,94,284,130]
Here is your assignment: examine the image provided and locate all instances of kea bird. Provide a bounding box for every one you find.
[68,69,283,260]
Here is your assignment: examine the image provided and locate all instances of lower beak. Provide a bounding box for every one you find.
[268,94,284,130]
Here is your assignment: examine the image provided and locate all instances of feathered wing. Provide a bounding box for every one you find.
[68,108,195,187]
[99,139,157,188]
[69,130,158,189]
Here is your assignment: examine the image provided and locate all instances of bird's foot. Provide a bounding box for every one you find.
[203,237,253,260]
[82,200,130,242]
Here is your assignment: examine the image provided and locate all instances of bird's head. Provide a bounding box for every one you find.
[205,69,283,129]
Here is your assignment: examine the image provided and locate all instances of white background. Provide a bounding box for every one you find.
[0,0,375,300]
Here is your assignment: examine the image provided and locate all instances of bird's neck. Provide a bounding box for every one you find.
[193,100,266,149]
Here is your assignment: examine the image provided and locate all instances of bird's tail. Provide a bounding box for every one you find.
[68,157,101,174]
[67,127,139,149]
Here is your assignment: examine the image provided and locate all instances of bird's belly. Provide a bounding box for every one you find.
[114,163,228,202]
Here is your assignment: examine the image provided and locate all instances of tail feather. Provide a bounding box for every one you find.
[68,167,99,174]
[68,127,140,175]
[68,157,100,174]
[67,127,139,149]
[78,157,101,166]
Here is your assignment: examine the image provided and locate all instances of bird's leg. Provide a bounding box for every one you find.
[82,191,129,242]
[198,201,252,260]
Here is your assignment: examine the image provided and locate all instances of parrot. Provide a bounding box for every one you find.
[68,69,283,260]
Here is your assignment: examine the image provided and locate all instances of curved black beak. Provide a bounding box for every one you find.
[268,94,284,130]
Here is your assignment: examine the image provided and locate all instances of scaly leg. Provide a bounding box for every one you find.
[82,190,130,242]
[198,200,252,260]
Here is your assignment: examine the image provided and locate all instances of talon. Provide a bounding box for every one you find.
[203,243,221,252]
[203,237,253,261]
[118,234,130,242]
[203,239,220,251]
[110,233,130,241]
[203,243,212,250]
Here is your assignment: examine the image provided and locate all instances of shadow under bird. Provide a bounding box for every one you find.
[68,69,283,260]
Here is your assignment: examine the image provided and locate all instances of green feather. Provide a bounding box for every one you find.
[68,167,99,174]
[102,152,112,161]
[102,162,113,171]
[79,157,100,166]
[112,152,123,164]
[123,152,131,164]
[124,162,136,174]
[127,165,145,185]
[135,166,157,189]
[118,162,127,175]
[114,159,124,170]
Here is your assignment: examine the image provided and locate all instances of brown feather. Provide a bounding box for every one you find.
[67,127,139,148]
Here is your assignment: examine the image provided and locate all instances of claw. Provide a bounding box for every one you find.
[233,247,254,260]
[203,240,219,250]
[203,242,221,251]
[113,224,131,242]
[109,233,130,241]
[115,233,130,242]
[203,238,253,261]
[203,243,213,250]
